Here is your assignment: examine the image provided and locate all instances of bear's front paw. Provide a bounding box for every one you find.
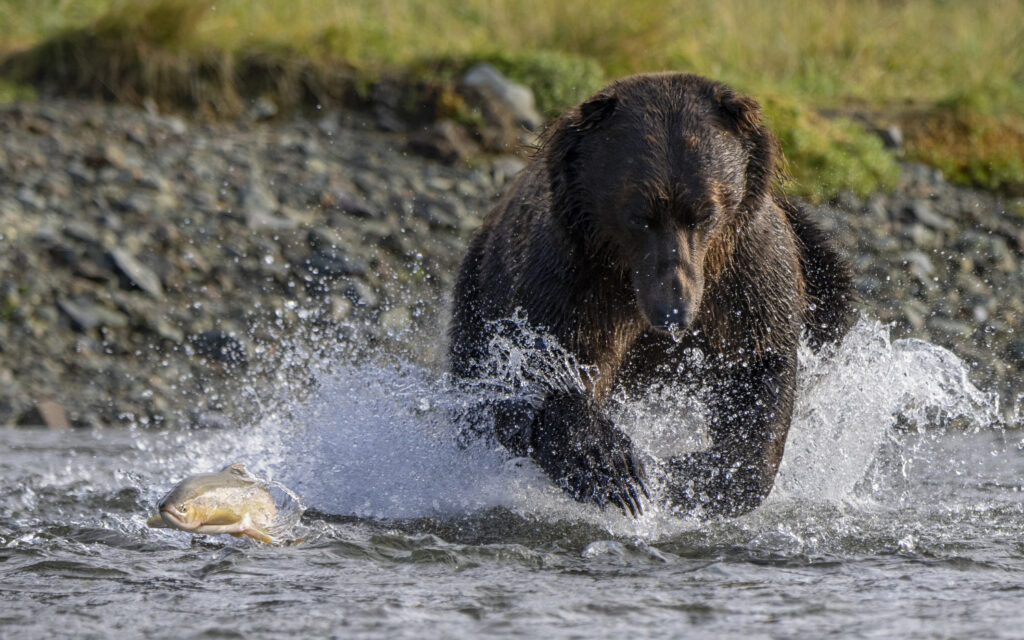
[531,392,648,517]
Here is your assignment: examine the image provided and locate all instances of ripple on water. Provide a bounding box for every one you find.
[1,317,1020,638]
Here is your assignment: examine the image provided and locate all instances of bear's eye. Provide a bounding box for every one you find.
[631,211,656,228]
[689,204,716,226]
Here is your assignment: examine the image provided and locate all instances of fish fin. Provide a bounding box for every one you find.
[146,514,169,528]
[229,532,244,538]
[243,527,273,544]
[220,462,251,478]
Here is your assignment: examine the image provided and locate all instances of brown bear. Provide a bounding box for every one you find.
[449,72,854,518]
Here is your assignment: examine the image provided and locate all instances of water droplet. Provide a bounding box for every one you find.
[667,324,685,343]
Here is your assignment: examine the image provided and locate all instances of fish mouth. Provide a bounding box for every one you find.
[159,507,196,530]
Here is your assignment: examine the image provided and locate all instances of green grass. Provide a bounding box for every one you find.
[903,93,1024,195]
[0,77,33,101]
[762,96,899,201]
[1,0,1021,197]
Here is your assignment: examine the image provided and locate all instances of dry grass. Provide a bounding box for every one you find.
[904,108,1024,195]
[1,0,1020,194]
[5,0,1017,106]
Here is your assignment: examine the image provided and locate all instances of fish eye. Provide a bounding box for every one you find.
[178,504,188,513]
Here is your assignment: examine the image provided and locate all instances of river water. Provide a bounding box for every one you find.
[2,319,1022,639]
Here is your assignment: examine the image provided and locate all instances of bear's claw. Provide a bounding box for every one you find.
[533,391,648,518]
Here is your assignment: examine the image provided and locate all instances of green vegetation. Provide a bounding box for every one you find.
[903,94,1024,195]
[1,0,1021,198]
[0,77,33,101]
[468,51,606,117]
[762,96,899,201]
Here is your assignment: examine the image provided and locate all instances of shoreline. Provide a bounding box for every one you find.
[1,99,1021,428]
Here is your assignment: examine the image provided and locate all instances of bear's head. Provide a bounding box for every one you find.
[544,72,782,333]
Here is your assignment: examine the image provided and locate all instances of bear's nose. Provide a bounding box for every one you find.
[651,302,696,330]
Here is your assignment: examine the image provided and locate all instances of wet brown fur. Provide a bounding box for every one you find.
[450,73,854,517]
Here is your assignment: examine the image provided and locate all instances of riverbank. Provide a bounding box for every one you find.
[1,99,1021,428]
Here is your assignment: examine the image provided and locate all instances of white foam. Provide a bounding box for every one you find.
[775,317,999,502]
[215,316,999,535]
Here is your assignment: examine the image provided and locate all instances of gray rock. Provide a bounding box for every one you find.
[110,193,154,215]
[832,191,861,212]
[353,171,387,196]
[903,162,946,189]
[249,96,279,121]
[66,161,94,185]
[242,175,279,217]
[853,274,881,296]
[165,116,188,136]
[317,112,341,137]
[904,250,935,282]
[0,197,25,219]
[329,295,353,322]
[492,156,526,187]
[374,104,407,133]
[461,63,543,130]
[16,400,71,429]
[15,187,45,211]
[910,223,939,248]
[305,157,328,174]
[879,125,903,150]
[927,317,975,341]
[63,220,100,245]
[307,248,369,278]
[426,176,454,192]
[88,142,129,169]
[57,298,129,330]
[325,190,379,219]
[955,230,989,257]
[990,237,1016,272]
[907,200,954,230]
[154,317,185,343]
[409,120,481,164]
[1009,340,1024,367]
[379,306,412,332]
[108,248,163,297]
[413,195,462,230]
[902,300,928,331]
[190,329,247,365]
[344,279,379,308]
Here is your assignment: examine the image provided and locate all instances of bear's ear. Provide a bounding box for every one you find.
[540,90,617,171]
[539,91,617,239]
[714,87,783,209]
[742,126,783,209]
[571,91,618,131]
[715,87,762,134]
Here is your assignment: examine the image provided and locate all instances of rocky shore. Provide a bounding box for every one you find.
[1,98,1021,429]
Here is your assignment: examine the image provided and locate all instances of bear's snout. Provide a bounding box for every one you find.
[648,297,697,330]
[633,264,704,332]
[631,232,706,333]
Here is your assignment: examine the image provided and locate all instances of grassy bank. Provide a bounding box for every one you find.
[1,0,1021,198]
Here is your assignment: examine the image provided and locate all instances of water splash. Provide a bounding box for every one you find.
[775,317,1000,502]
[466,308,598,401]
[192,314,997,537]
[272,361,527,519]
[257,474,305,539]
[0,311,1005,555]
